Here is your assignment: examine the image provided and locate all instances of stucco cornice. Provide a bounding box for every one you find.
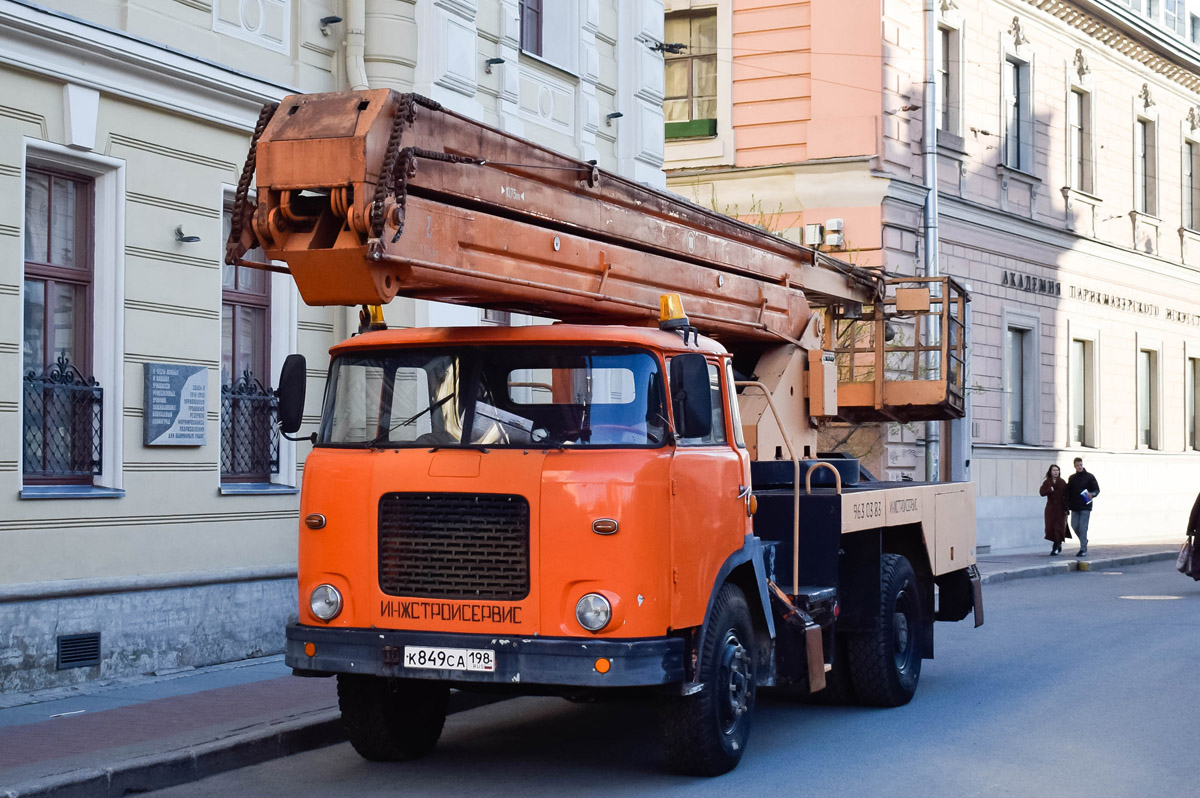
[1021,0,1200,95]
[0,0,295,131]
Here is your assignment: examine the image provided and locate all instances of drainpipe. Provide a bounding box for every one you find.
[345,0,370,91]
[923,0,940,482]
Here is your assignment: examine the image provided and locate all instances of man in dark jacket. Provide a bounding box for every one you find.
[1066,457,1100,556]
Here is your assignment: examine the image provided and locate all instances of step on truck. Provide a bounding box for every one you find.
[226,89,984,776]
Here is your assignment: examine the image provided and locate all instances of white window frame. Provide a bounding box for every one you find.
[220,186,298,491]
[1136,333,1163,450]
[1002,55,1033,173]
[663,0,735,167]
[1185,343,1200,451]
[1067,321,1100,449]
[1165,0,1185,36]
[936,20,964,138]
[1135,115,1159,217]
[20,140,125,495]
[1184,134,1200,230]
[1003,310,1040,445]
[1066,88,1094,194]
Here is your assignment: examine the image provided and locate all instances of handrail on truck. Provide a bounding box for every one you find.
[804,462,843,495]
[736,380,802,597]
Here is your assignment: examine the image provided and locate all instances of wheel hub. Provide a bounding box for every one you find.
[893,612,909,652]
[719,631,750,735]
[892,587,916,674]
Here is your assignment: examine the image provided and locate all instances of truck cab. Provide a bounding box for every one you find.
[292,323,757,668]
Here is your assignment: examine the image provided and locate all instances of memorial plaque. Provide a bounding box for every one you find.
[143,363,208,446]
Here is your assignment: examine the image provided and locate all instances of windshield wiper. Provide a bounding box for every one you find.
[366,393,456,448]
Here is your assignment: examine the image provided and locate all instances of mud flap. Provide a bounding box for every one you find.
[766,582,825,693]
[969,564,984,628]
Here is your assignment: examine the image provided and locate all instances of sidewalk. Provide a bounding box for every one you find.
[974,540,1178,583]
[0,542,1178,798]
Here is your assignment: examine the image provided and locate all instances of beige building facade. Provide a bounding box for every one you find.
[1,0,666,692]
[665,0,1200,550]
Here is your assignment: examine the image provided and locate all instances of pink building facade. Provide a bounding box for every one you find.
[665,0,1200,550]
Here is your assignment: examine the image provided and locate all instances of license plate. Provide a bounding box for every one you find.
[403,645,496,673]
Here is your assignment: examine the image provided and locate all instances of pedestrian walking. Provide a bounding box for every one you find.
[1065,457,1100,556]
[1039,464,1070,555]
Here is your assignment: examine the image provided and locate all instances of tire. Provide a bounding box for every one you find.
[845,553,922,707]
[660,584,757,776]
[337,674,449,762]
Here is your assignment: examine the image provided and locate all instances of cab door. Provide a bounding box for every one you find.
[669,358,750,631]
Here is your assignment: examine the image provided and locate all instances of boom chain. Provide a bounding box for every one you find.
[226,101,278,266]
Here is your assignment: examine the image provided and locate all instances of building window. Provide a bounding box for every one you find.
[1135,118,1157,215]
[1187,357,1200,450]
[1005,326,1032,444]
[1166,0,1185,35]
[482,309,511,326]
[1069,338,1094,447]
[22,167,101,484]
[519,0,575,73]
[1137,348,1159,449]
[519,0,542,56]
[1003,57,1031,171]
[221,208,277,482]
[1067,89,1092,193]
[664,9,717,139]
[1186,141,1200,229]
[936,26,962,134]
[1191,14,1200,44]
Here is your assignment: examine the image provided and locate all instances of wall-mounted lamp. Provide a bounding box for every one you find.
[319,15,342,36]
[485,57,505,74]
[605,111,624,127]
[175,225,201,244]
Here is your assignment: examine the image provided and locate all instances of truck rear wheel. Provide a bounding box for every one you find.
[337,674,449,761]
[660,583,756,776]
[846,553,922,707]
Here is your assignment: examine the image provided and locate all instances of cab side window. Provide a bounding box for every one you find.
[679,361,727,446]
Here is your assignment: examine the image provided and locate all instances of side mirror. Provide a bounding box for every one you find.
[276,354,307,434]
[669,353,712,440]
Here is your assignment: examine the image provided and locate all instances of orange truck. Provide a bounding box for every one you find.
[227,89,983,776]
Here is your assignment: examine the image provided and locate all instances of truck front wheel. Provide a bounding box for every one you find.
[660,583,756,776]
[337,674,449,761]
[846,553,922,707]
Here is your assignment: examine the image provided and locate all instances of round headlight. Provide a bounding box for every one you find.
[575,593,612,632]
[310,584,342,621]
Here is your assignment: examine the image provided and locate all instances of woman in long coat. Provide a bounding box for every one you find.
[1040,464,1070,555]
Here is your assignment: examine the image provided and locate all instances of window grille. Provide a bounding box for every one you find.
[221,370,279,480]
[22,355,102,480]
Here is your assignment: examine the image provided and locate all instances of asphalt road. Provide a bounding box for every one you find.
[150,561,1199,798]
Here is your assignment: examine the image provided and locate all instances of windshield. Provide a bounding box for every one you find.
[319,345,668,448]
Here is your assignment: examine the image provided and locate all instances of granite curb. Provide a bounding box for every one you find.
[978,550,1177,584]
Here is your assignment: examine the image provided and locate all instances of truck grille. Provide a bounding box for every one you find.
[378,492,530,600]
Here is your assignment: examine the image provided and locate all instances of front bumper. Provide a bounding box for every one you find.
[286,623,685,688]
